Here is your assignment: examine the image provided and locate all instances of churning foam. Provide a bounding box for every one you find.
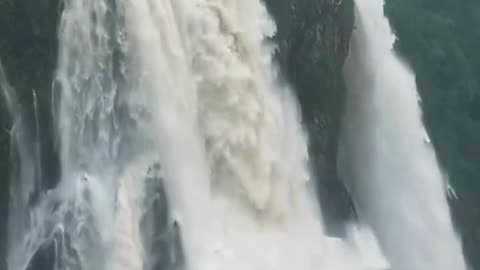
[131,1,387,269]
[5,0,389,270]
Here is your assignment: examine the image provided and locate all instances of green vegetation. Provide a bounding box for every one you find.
[385,0,480,268]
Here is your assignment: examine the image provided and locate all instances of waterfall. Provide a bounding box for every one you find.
[339,0,467,269]
[2,0,393,270]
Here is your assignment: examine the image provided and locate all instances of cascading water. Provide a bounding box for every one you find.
[339,0,467,269]
[2,0,392,270]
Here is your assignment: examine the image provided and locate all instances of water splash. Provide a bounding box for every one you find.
[4,1,388,270]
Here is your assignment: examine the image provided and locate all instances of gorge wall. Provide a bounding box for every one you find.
[0,1,61,268]
[265,0,357,234]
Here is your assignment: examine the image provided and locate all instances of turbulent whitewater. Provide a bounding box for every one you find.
[339,0,467,269]
[3,0,388,270]
[5,0,465,269]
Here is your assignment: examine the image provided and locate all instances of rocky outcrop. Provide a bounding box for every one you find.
[265,0,356,234]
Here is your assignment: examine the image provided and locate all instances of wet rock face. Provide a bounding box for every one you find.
[264,0,356,234]
[26,233,81,270]
[0,1,62,267]
[0,0,61,191]
[141,163,182,270]
[26,241,56,270]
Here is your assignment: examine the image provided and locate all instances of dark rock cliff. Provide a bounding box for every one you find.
[0,0,61,268]
[265,0,356,234]
[0,0,61,188]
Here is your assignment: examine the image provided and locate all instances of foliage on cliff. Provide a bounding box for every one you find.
[385,0,480,268]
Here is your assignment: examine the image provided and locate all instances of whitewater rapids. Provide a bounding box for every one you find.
[3,0,390,270]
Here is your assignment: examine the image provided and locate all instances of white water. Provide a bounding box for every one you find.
[3,0,392,270]
[339,0,467,269]
[116,1,387,269]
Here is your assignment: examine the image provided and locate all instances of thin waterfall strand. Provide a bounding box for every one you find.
[339,0,467,269]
